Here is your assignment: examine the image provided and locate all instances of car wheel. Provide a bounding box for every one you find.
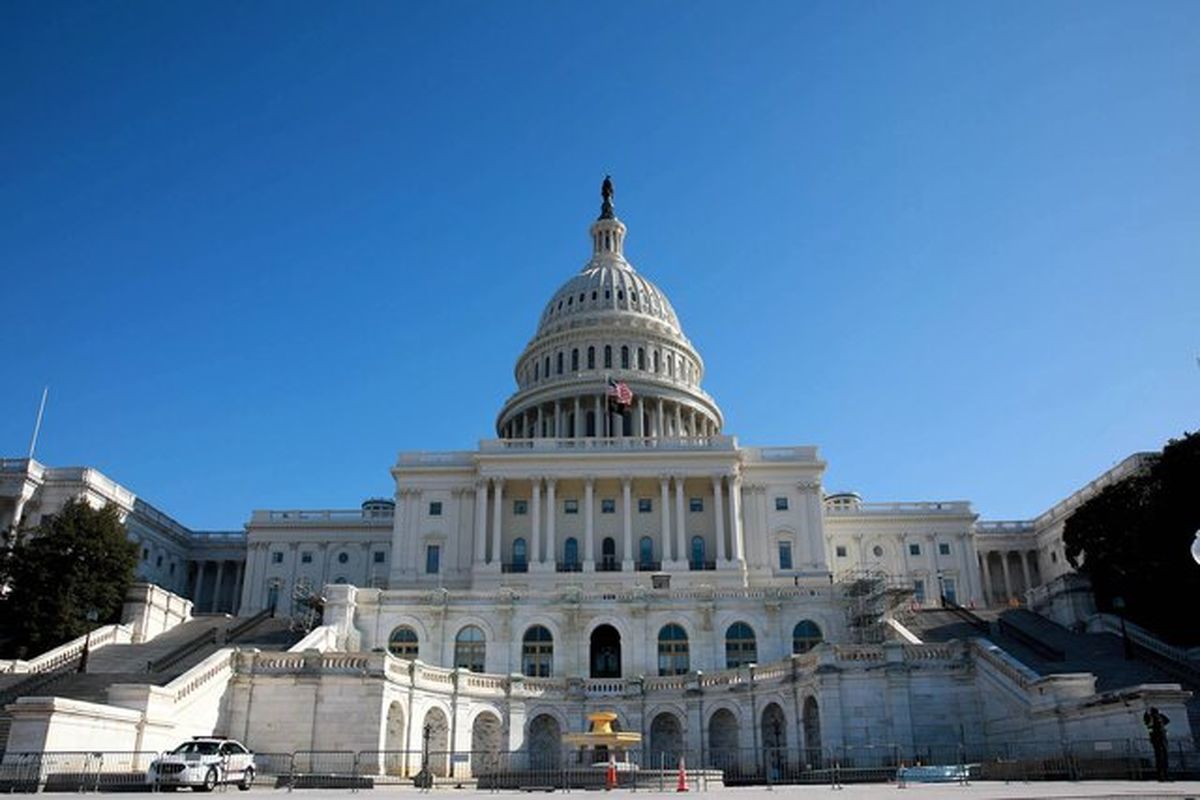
[238,768,254,791]
[197,767,218,792]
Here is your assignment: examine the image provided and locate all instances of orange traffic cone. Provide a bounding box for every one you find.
[676,755,688,792]
[605,755,617,791]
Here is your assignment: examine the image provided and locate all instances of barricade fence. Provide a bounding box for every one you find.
[0,738,1195,792]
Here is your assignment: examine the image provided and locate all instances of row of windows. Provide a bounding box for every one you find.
[832,542,953,558]
[270,550,386,565]
[544,282,659,319]
[522,344,698,388]
[512,497,711,515]
[386,620,825,676]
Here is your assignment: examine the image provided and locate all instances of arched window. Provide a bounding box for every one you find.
[726,622,757,668]
[455,626,486,672]
[604,345,612,369]
[534,362,540,381]
[512,537,527,573]
[621,345,630,369]
[793,620,823,654]
[667,354,675,377]
[543,355,550,378]
[387,626,419,659]
[690,535,706,569]
[657,624,689,676]
[639,536,655,570]
[601,537,616,571]
[564,537,579,570]
[653,350,660,373]
[571,349,579,371]
[556,352,564,374]
[587,346,596,370]
[522,625,553,677]
[637,347,645,370]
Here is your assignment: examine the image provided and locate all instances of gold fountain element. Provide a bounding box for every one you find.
[562,712,642,764]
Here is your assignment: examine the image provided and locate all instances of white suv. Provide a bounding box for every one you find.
[148,737,256,792]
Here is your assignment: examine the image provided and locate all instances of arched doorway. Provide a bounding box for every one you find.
[382,701,406,776]
[423,707,450,777]
[470,712,503,778]
[648,712,683,770]
[528,714,562,771]
[802,697,822,768]
[707,708,740,776]
[590,624,621,678]
[761,702,787,781]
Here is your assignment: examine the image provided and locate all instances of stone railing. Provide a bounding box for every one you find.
[288,624,339,652]
[250,508,393,523]
[168,648,235,703]
[478,435,737,453]
[372,584,839,607]
[0,624,130,674]
[235,643,969,702]
[975,520,1036,534]
[826,501,974,516]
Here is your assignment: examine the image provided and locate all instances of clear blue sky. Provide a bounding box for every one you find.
[3,2,1197,530]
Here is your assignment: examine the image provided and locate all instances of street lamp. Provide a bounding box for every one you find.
[78,607,100,673]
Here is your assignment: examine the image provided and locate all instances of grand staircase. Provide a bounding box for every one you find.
[0,612,302,753]
[901,605,1200,740]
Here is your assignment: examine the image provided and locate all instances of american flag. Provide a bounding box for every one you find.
[607,376,633,406]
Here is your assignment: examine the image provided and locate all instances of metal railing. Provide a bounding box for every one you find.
[1,738,1196,791]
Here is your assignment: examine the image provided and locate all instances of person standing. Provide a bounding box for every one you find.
[1143,706,1170,781]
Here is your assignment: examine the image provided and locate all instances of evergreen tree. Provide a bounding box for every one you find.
[0,499,138,657]
[1063,431,1200,644]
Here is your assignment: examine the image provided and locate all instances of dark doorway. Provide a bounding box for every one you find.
[590,624,621,678]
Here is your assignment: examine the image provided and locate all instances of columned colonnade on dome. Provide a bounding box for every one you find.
[500,394,718,439]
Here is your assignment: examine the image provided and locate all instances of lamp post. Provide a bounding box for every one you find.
[78,607,99,673]
[413,722,433,789]
[1112,596,1132,660]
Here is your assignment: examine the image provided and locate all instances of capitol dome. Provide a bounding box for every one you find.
[495,179,723,441]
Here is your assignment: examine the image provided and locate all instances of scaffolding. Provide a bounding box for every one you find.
[837,570,914,644]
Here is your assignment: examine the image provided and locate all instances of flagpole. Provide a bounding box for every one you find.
[27,386,48,460]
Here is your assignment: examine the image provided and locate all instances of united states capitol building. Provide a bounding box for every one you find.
[0,181,1192,774]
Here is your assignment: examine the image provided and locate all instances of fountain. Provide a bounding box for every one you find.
[562,711,642,770]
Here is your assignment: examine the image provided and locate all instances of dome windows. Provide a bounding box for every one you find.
[587,346,596,369]
[637,347,645,370]
[571,349,579,371]
[620,346,630,369]
[604,346,612,369]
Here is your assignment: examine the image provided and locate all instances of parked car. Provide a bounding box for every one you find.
[148,737,256,791]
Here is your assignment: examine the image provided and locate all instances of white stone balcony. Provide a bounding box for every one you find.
[249,508,394,524]
[825,500,974,516]
[477,435,737,453]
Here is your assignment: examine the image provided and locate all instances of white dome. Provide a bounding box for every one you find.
[536,259,682,338]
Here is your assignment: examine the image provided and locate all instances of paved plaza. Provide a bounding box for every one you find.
[230,782,1200,800]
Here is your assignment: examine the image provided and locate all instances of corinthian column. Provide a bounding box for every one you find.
[491,479,504,571]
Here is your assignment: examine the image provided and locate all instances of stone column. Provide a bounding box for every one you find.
[621,477,634,567]
[545,478,557,569]
[662,474,672,563]
[212,560,225,613]
[584,478,595,572]
[1019,551,1032,601]
[674,477,687,568]
[730,475,746,565]
[712,475,727,565]
[1000,552,1013,604]
[531,478,542,566]
[657,398,665,437]
[635,396,645,438]
[574,397,583,438]
[980,552,993,606]
[554,401,562,439]
[491,479,504,571]
[233,560,245,614]
[674,403,683,437]
[474,480,488,565]
[594,395,603,437]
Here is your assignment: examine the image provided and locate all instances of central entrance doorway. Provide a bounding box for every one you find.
[590,624,621,678]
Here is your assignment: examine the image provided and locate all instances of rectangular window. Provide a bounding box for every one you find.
[564,499,579,514]
[835,545,847,558]
[638,498,652,513]
[301,551,313,564]
[779,541,793,570]
[908,543,921,556]
[271,551,283,564]
[913,579,926,604]
[425,545,441,574]
[939,543,951,556]
[689,498,703,513]
[428,501,443,516]
[373,551,386,563]
[601,498,615,514]
[142,548,149,561]
[514,500,528,515]
[156,555,163,567]
[775,497,789,511]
